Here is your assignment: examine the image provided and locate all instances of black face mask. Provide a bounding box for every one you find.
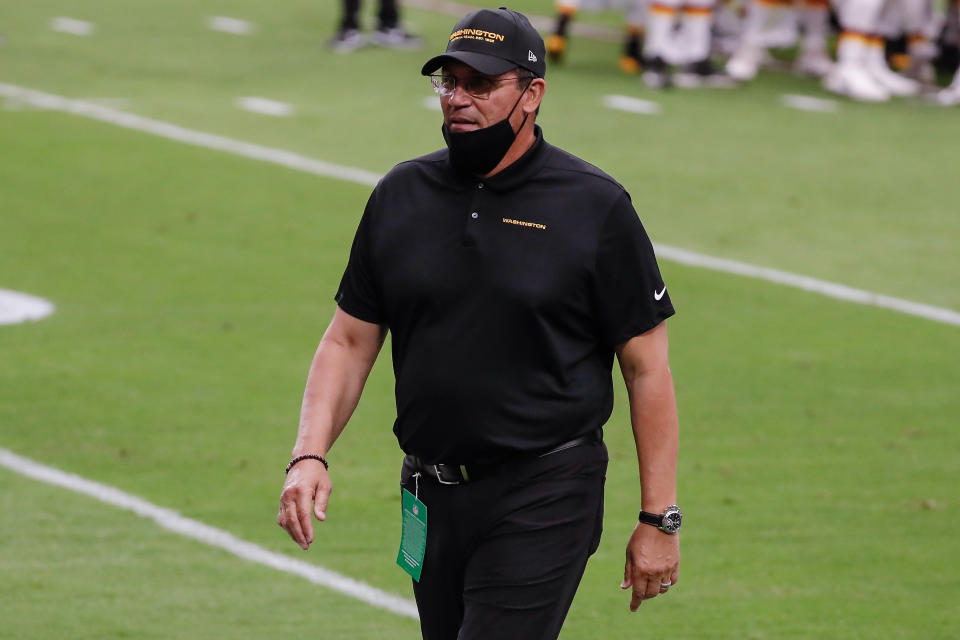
[442,86,530,176]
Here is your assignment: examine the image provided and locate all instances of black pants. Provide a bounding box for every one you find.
[339,0,399,31]
[400,441,608,640]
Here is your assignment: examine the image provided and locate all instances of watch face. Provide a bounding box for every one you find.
[662,508,682,533]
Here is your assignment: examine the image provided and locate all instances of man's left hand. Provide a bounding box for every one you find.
[621,521,680,612]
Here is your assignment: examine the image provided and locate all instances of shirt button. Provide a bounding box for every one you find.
[471,212,479,219]
[477,183,484,189]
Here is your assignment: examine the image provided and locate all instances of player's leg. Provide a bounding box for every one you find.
[547,0,581,63]
[936,63,960,104]
[795,0,835,76]
[621,0,649,72]
[901,0,936,82]
[936,0,960,104]
[674,0,737,86]
[371,0,424,49]
[457,442,608,640]
[824,0,892,100]
[712,0,745,58]
[727,0,779,80]
[329,0,368,52]
[644,0,682,86]
[676,0,715,66]
[864,0,921,94]
[761,0,800,46]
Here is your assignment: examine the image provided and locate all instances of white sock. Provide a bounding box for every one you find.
[838,0,886,34]
[644,1,680,59]
[739,0,772,47]
[679,2,714,63]
[836,30,869,66]
[798,0,830,54]
[625,0,648,27]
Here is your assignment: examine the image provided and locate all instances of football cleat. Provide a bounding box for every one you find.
[794,50,834,78]
[726,43,764,81]
[371,27,424,50]
[865,50,921,97]
[823,64,890,102]
[619,55,642,74]
[328,28,367,53]
[642,56,672,89]
[934,75,960,106]
[546,34,567,64]
[674,58,737,88]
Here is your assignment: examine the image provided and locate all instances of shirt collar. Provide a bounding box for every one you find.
[482,125,547,192]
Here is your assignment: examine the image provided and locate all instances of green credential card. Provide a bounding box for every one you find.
[396,488,428,582]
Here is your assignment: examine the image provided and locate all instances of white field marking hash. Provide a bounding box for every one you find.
[0,446,419,619]
[51,17,95,36]
[207,16,256,35]
[780,94,839,113]
[602,94,662,116]
[236,96,294,117]
[0,82,956,327]
[0,289,55,325]
[422,95,442,111]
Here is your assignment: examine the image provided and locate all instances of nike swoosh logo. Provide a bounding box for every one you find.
[654,286,666,301]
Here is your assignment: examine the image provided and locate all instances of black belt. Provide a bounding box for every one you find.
[410,431,600,485]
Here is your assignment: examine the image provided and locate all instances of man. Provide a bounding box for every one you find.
[279,7,681,639]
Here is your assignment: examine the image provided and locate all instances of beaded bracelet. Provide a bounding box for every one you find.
[285,453,329,474]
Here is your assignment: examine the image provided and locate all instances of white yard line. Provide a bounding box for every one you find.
[0,446,419,620]
[207,16,255,35]
[0,81,956,327]
[780,94,838,113]
[236,96,294,117]
[602,94,662,115]
[51,17,95,36]
[0,289,55,325]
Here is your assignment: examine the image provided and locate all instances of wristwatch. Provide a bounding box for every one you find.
[638,505,683,534]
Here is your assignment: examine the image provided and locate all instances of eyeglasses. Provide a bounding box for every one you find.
[429,72,533,100]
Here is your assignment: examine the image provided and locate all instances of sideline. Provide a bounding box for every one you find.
[1,82,957,327]
[0,289,55,325]
[0,446,420,620]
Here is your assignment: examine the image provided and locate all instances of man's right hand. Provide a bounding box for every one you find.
[277,459,332,550]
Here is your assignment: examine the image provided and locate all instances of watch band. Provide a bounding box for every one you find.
[638,510,664,528]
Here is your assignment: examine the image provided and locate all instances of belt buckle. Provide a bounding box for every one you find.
[432,464,469,485]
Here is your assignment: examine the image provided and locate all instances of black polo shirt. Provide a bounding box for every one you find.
[336,126,674,465]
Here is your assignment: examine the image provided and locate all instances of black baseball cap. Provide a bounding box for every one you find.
[421,7,546,78]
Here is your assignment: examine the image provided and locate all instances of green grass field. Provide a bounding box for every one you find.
[2,1,959,638]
